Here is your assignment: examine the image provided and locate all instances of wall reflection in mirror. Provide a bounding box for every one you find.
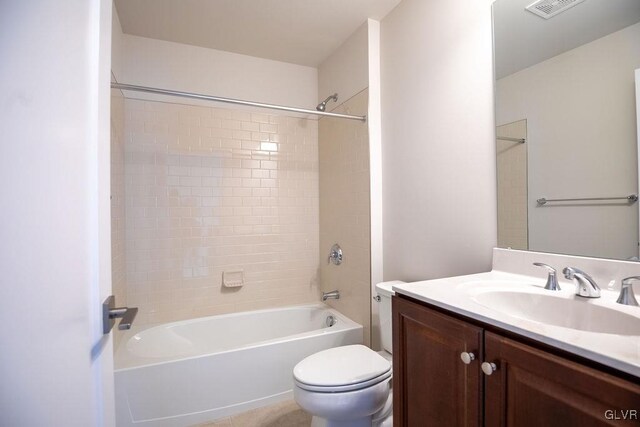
[493,0,640,260]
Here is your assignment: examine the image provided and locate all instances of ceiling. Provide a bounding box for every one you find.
[493,0,640,79]
[114,0,401,67]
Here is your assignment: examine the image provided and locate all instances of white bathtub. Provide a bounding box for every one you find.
[114,304,362,427]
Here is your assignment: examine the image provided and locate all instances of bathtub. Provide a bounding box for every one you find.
[114,304,362,427]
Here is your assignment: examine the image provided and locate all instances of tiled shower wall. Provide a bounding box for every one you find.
[319,89,371,345]
[123,99,320,325]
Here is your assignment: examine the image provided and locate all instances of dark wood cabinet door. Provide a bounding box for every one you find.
[484,332,640,427]
[393,297,483,427]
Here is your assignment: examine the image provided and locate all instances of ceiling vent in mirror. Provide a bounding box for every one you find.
[525,0,586,19]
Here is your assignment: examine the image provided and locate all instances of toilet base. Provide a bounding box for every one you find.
[373,413,393,427]
[311,415,374,427]
[372,389,393,426]
[305,387,393,427]
[309,411,391,427]
[294,377,391,427]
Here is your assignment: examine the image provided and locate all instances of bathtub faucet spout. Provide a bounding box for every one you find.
[322,290,340,301]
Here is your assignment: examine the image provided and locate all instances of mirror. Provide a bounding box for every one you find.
[493,0,640,260]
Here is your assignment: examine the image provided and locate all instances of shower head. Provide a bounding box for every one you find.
[316,93,338,112]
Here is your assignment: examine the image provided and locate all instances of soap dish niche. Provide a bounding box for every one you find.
[223,270,244,288]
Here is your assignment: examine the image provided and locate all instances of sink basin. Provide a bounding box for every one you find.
[472,290,640,336]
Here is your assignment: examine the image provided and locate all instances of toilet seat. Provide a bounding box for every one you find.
[295,369,392,393]
[293,345,392,393]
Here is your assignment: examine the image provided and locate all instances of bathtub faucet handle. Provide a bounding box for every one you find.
[102,295,138,334]
[328,243,343,265]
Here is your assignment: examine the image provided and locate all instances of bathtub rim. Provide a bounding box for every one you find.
[114,303,362,372]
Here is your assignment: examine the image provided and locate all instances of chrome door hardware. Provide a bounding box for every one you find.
[533,262,561,291]
[102,295,138,334]
[328,243,343,265]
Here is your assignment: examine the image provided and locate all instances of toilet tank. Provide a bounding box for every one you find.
[375,281,400,353]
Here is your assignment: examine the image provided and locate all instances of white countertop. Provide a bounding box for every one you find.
[392,270,640,378]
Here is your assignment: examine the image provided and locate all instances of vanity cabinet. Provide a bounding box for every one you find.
[393,295,640,427]
[392,295,483,426]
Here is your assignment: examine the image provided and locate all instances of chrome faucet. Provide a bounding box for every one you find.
[562,267,601,298]
[617,276,640,306]
[322,290,340,301]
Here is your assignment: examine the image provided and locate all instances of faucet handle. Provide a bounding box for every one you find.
[533,263,561,291]
[617,277,640,306]
[533,262,556,273]
[328,243,343,265]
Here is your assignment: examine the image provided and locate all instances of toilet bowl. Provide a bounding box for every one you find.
[293,282,400,427]
[293,345,392,427]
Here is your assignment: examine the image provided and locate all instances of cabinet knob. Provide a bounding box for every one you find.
[460,352,476,365]
[481,362,498,375]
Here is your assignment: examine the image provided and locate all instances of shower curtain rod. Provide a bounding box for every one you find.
[111,83,367,122]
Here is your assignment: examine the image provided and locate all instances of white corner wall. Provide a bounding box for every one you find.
[367,19,384,349]
[120,34,317,108]
[111,1,124,81]
[368,19,382,284]
[380,0,497,281]
[318,22,369,106]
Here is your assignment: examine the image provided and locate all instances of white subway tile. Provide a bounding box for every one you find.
[179,176,202,187]
[250,113,269,123]
[123,98,320,325]
[259,123,278,134]
[241,121,260,132]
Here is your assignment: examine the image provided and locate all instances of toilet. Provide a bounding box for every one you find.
[293,282,398,427]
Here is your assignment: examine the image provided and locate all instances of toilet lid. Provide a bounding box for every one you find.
[293,345,391,388]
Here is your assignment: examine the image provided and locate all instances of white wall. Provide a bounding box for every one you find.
[497,23,640,260]
[0,1,114,425]
[637,68,640,251]
[380,0,497,281]
[120,33,318,108]
[111,0,124,81]
[367,19,384,350]
[318,22,369,107]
